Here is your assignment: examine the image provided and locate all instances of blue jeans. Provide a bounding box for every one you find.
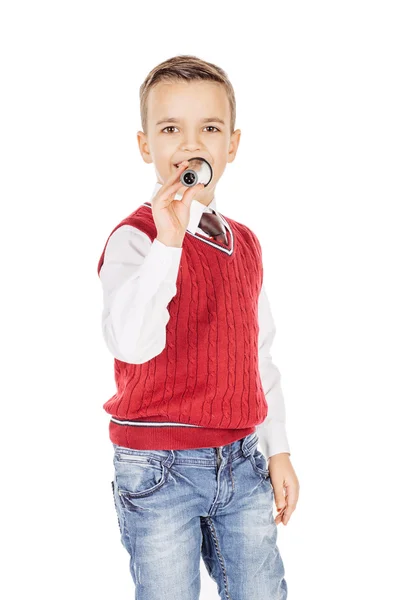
[111,431,288,599]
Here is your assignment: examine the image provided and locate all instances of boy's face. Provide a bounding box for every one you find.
[137,80,241,206]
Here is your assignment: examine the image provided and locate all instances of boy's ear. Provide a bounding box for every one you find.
[227,129,241,163]
[137,131,152,164]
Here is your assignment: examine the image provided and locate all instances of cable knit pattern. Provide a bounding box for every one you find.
[194,241,219,427]
[97,203,268,450]
[180,253,199,422]
[239,227,266,424]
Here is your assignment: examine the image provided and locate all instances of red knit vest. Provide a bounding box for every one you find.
[97,201,268,450]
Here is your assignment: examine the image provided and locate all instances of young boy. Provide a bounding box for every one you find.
[98,54,299,599]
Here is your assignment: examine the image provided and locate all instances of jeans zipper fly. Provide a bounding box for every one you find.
[216,446,223,470]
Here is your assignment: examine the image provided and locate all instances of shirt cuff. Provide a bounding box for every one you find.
[256,420,291,462]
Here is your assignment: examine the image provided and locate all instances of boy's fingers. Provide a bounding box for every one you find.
[157,163,190,203]
[281,487,297,525]
[160,179,203,205]
[274,492,286,513]
[165,160,190,186]
[181,183,205,207]
[159,180,186,202]
[281,506,294,525]
[275,483,297,525]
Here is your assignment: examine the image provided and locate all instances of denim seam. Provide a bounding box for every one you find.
[111,480,123,536]
[204,516,232,600]
[114,480,137,579]
[111,479,130,552]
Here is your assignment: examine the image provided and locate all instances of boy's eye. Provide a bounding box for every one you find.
[161,126,220,133]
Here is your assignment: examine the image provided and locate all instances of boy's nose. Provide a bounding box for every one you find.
[180,143,202,151]
[179,135,203,151]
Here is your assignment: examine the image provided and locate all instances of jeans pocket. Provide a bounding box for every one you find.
[113,447,168,503]
[111,480,123,535]
[249,448,270,480]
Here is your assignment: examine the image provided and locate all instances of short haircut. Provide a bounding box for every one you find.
[139,54,236,135]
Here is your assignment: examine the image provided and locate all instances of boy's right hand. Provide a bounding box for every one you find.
[152,160,205,248]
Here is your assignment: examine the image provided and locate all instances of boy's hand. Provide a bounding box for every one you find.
[268,453,300,526]
[152,160,205,247]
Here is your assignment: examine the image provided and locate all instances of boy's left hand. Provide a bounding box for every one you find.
[268,453,299,526]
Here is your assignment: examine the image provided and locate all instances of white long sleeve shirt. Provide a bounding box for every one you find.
[99,182,290,461]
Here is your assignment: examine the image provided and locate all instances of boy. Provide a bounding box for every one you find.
[98,55,299,599]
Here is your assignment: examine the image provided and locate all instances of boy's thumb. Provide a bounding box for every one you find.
[274,489,286,512]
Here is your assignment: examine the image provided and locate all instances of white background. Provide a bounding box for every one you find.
[1,1,399,598]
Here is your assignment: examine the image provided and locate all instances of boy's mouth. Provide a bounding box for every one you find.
[174,158,211,168]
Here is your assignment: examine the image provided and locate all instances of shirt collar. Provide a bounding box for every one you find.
[149,182,218,235]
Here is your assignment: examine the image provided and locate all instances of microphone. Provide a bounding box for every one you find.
[180,157,213,188]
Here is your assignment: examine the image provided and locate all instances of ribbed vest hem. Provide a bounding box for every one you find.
[108,418,256,450]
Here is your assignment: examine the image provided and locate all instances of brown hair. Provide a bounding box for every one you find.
[139,54,236,135]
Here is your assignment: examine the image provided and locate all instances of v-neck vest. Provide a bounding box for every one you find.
[97,202,267,450]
